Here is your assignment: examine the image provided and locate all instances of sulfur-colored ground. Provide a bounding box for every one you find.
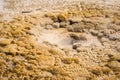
[0,0,120,80]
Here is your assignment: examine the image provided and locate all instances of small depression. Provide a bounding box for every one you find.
[34,28,74,48]
[31,27,102,49]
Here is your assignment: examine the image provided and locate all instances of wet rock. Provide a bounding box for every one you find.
[52,22,60,28]
[0,38,12,46]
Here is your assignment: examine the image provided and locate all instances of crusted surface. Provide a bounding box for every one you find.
[0,1,120,80]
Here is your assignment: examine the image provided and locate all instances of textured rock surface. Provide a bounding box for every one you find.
[0,0,120,80]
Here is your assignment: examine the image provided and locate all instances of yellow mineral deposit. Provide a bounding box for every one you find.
[0,0,120,80]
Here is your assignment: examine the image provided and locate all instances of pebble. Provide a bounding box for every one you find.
[73,43,82,49]
[97,32,104,38]
[53,22,60,28]
[90,29,98,36]
[60,22,68,28]
[108,35,117,41]
[67,25,74,32]
[69,17,81,24]
[45,25,53,29]
[70,33,80,40]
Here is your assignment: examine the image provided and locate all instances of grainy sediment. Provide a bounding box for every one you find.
[0,0,120,80]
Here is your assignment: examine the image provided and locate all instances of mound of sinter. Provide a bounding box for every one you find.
[0,3,120,80]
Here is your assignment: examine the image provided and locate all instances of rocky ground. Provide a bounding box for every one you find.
[0,0,120,80]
